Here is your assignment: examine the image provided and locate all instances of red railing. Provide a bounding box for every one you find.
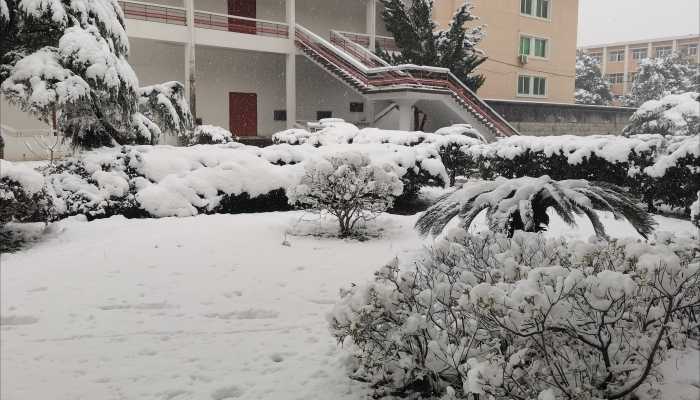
[296,25,517,137]
[117,1,289,38]
[118,1,186,25]
[194,10,289,38]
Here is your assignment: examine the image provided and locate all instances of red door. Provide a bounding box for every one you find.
[229,92,257,136]
[228,0,256,34]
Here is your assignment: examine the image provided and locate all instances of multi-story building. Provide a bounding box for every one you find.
[579,34,700,98]
[1,0,518,157]
[434,0,579,103]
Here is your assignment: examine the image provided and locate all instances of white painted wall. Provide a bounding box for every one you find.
[296,0,366,39]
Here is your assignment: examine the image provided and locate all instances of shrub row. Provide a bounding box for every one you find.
[462,134,700,213]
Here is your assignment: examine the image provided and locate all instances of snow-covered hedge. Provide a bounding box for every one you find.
[330,229,700,399]
[273,122,483,187]
[0,160,53,225]
[624,92,700,136]
[187,125,236,145]
[463,134,700,213]
[5,139,449,221]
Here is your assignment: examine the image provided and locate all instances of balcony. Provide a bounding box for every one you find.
[118,0,289,39]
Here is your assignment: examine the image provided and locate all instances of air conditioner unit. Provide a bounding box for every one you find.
[518,54,528,64]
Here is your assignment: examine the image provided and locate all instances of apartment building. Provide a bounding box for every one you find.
[1,0,518,158]
[579,34,700,98]
[434,0,579,103]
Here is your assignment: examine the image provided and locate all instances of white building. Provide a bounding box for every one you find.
[1,0,517,160]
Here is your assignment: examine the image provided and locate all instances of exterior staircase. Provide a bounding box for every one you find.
[294,24,519,139]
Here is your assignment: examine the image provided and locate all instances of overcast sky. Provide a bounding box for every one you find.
[577,0,700,46]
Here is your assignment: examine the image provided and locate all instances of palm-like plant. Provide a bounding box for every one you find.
[416,176,656,239]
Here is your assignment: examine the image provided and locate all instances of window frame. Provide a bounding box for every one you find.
[631,48,647,60]
[606,73,624,85]
[520,0,551,21]
[655,46,672,58]
[608,50,625,62]
[519,34,550,59]
[517,74,548,98]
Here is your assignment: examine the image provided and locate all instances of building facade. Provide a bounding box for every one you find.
[579,34,700,98]
[434,0,579,103]
[1,0,519,160]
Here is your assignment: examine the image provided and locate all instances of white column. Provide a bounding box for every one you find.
[647,42,653,58]
[366,0,377,52]
[397,99,415,131]
[285,0,296,129]
[601,47,608,76]
[185,0,196,121]
[623,44,630,94]
[672,39,678,53]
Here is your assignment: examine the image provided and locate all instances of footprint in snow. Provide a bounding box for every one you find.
[211,385,245,400]
[0,315,39,326]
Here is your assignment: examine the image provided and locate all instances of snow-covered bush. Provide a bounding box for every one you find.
[138,81,193,138]
[691,191,700,227]
[288,152,402,236]
[416,176,656,239]
[0,160,53,225]
[575,51,612,105]
[273,124,480,188]
[624,92,700,136]
[461,134,700,213]
[623,53,700,107]
[187,125,236,145]
[330,229,700,399]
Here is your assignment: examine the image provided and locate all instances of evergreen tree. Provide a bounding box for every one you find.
[0,0,192,148]
[379,0,486,91]
[574,51,612,105]
[623,52,699,107]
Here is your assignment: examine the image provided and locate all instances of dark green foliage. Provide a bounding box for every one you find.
[0,176,53,226]
[378,0,486,91]
[214,189,292,214]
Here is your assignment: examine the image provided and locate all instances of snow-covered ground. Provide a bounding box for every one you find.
[1,211,698,400]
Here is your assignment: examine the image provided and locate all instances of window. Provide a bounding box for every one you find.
[521,0,550,18]
[518,75,547,97]
[534,38,547,57]
[631,48,647,60]
[681,44,698,57]
[655,46,672,58]
[589,52,602,63]
[628,72,638,83]
[608,50,624,62]
[520,36,548,58]
[316,111,332,120]
[606,73,624,84]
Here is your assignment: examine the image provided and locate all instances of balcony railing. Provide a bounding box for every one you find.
[117,0,289,38]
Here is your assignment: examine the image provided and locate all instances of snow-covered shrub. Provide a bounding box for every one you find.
[434,123,486,142]
[288,152,403,236]
[138,81,193,138]
[330,229,700,399]
[624,92,700,136]
[641,136,700,212]
[416,176,656,239]
[0,160,53,225]
[187,125,236,145]
[462,134,700,214]
[691,191,700,227]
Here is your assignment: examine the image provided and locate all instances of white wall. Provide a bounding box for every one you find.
[296,56,367,125]
[296,0,366,39]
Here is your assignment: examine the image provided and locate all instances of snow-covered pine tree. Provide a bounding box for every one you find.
[138,81,194,139]
[574,50,612,105]
[623,52,700,107]
[379,0,486,92]
[0,0,192,148]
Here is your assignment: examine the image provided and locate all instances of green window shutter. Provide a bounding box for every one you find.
[520,37,531,55]
[533,77,546,95]
[521,0,532,14]
[536,0,549,18]
[518,76,531,95]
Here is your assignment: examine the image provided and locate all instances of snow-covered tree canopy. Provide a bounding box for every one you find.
[575,50,612,105]
[138,81,193,138]
[379,0,486,91]
[623,52,700,107]
[0,0,192,148]
[624,91,700,136]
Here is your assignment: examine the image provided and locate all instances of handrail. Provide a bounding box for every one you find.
[194,9,288,26]
[121,0,185,11]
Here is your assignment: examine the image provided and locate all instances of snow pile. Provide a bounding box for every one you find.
[0,159,46,195]
[330,229,700,399]
[187,125,236,145]
[433,123,486,141]
[625,92,700,136]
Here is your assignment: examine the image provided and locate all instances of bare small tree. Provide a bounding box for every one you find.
[288,153,403,236]
[24,134,63,164]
